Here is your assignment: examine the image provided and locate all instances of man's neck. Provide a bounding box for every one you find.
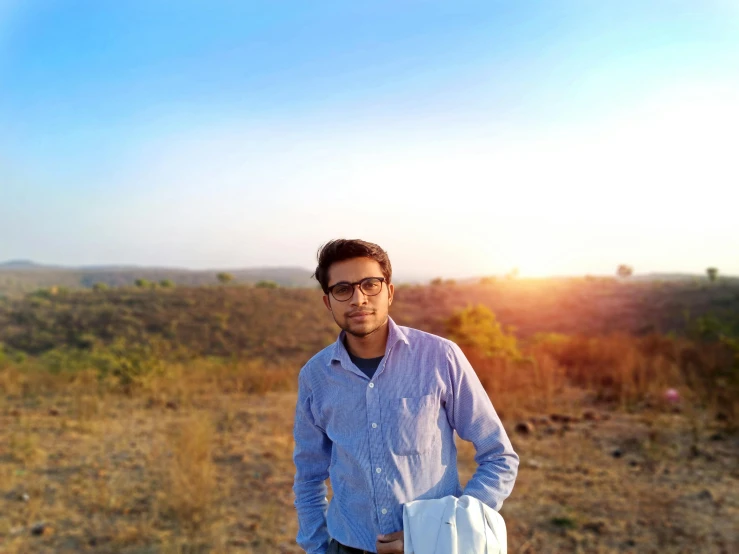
[344,319,390,359]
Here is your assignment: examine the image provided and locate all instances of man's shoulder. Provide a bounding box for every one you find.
[400,325,457,353]
[299,342,336,378]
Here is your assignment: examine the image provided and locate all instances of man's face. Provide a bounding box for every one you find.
[322,257,394,338]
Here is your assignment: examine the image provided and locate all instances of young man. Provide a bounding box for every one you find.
[293,239,519,554]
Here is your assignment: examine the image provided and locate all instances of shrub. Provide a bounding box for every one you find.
[446,305,521,360]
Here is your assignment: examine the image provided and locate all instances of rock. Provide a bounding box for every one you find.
[715,412,728,421]
[19,493,30,502]
[710,432,724,441]
[48,408,60,416]
[582,410,599,421]
[30,522,48,536]
[611,449,623,458]
[514,421,534,435]
[583,520,606,534]
[696,489,713,502]
[165,401,178,411]
[628,460,639,467]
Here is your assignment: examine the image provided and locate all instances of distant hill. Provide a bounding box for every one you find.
[0,262,315,296]
[0,260,47,269]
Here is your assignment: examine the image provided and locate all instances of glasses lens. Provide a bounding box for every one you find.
[332,284,352,300]
[360,278,382,296]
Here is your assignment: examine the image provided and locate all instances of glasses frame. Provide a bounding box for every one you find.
[327,276,386,302]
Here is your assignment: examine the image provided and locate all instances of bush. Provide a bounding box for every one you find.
[446,305,521,360]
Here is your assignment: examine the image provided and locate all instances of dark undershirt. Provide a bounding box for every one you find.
[346,348,384,380]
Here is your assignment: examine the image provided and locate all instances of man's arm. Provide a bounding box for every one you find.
[444,342,519,511]
[293,369,333,553]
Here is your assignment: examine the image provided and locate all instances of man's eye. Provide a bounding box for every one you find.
[334,285,351,295]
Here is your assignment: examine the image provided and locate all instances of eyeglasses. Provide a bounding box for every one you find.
[327,277,386,302]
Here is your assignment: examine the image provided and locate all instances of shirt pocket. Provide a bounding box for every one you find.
[390,393,439,456]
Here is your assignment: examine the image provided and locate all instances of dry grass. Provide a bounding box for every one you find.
[0,343,737,553]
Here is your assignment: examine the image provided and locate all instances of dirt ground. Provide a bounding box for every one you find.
[1,388,737,553]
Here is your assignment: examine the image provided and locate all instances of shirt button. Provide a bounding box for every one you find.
[368,383,375,388]
[381,508,388,515]
[376,467,382,473]
[371,423,378,428]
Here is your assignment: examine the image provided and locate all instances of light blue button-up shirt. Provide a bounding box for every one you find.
[292,317,519,554]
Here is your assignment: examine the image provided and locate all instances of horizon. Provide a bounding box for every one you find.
[0,258,734,284]
[2,1,738,278]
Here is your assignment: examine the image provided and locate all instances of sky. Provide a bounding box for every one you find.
[1,0,738,280]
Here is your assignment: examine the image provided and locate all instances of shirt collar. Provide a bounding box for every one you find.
[330,316,409,364]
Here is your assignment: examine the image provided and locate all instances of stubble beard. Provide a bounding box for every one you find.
[335,312,388,339]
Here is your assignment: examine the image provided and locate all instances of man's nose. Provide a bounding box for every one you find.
[349,284,368,305]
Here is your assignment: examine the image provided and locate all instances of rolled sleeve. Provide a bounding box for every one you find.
[444,342,519,511]
[293,369,332,553]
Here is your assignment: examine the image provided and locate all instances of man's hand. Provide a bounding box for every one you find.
[376,531,403,554]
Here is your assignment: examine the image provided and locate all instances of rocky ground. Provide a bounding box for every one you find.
[1,388,737,553]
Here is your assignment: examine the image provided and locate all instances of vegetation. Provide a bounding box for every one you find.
[707,267,718,282]
[617,264,633,279]
[216,272,233,285]
[0,265,314,297]
[1,278,738,552]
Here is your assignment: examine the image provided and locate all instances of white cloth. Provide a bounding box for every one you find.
[403,495,507,554]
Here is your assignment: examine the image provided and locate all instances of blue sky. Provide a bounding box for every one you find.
[2,1,738,279]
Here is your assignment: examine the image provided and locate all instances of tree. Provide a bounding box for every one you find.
[616,265,633,279]
[706,267,718,282]
[159,279,175,288]
[92,282,109,292]
[217,272,234,285]
[505,268,519,280]
[430,277,443,286]
[255,280,278,289]
[134,278,150,289]
[446,305,521,360]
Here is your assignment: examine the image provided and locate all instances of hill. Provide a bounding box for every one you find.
[1,278,737,360]
[0,262,314,296]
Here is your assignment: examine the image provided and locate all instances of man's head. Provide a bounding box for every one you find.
[314,239,394,338]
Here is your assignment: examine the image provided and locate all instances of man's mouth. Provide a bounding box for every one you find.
[348,311,374,319]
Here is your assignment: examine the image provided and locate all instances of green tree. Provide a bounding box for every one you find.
[255,280,278,289]
[217,272,234,285]
[92,282,109,292]
[159,279,175,288]
[706,267,718,282]
[134,278,150,289]
[616,264,633,279]
[446,305,521,360]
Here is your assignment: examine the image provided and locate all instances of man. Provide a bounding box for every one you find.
[293,239,519,554]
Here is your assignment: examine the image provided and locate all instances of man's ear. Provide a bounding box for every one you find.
[322,295,332,311]
[387,283,394,306]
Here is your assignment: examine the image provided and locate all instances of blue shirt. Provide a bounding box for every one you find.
[292,317,519,554]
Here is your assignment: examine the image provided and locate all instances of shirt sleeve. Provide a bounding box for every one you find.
[293,367,333,553]
[444,342,519,511]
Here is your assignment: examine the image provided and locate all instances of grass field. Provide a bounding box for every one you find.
[1,281,738,553]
